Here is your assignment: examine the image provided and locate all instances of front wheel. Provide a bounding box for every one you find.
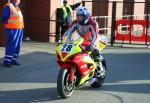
[91,60,106,88]
[57,69,75,99]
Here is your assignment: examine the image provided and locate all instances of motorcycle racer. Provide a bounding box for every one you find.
[63,6,102,62]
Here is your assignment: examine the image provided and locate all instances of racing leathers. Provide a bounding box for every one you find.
[63,18,102,62]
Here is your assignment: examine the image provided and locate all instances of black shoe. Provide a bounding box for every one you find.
[12,62,20,65]
[3,64,11,67]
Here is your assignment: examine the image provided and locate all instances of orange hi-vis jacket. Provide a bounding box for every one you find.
[4,3,24,29]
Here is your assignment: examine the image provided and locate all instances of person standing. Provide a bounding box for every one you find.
[56,0,81,42]
[2,0,24,67]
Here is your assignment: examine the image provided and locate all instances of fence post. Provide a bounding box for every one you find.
[111,1,116,46]
[145,1,149,45]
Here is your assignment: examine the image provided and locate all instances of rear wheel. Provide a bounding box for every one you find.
[91,61,106,88]
[57,69,75,99]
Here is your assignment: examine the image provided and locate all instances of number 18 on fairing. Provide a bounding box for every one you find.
[61,44,74,52]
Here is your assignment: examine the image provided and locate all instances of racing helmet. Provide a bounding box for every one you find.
[76,6,90,24]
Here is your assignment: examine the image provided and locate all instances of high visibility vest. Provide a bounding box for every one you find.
[61,6,72,19]
[4,3,24,29]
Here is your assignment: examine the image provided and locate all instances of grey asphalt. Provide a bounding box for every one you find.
[0,42,150,103]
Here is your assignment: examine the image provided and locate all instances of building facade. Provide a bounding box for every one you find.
[0,0,150,46]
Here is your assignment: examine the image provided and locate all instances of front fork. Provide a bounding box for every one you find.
[69,65,76,82]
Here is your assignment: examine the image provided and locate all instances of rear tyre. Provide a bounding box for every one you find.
[57,69,75,99]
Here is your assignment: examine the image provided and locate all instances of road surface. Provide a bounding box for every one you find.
[0,42,150,103]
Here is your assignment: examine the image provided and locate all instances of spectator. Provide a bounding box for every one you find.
[55,0,82,42]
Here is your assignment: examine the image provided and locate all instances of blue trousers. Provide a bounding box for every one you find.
[4,28,23,65]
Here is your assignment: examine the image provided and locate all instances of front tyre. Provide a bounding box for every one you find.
[57,69,75,99]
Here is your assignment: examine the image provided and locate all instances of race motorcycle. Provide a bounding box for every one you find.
[56,34,108,99]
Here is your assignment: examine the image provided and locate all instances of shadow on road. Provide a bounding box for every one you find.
[0,87,61,103]
[0,52,58,83]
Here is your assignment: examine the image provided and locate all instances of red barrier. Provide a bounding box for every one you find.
[115,19,150,42]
